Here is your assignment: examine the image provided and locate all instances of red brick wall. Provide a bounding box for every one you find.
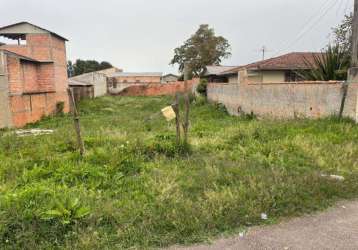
[7,56,23,94]
[117,79,199,96]
[1,34,64,63]
[37,63,55,92]
[10,92,65,127]
[50,35,68,102]
[0,45,30,58]
[22,62,38,93]
[3,32,70,128]
[6,56,56,94]
[112,75,161,84]
[26,34,52,61]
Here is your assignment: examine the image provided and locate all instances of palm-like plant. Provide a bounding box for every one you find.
[297,45,350,81]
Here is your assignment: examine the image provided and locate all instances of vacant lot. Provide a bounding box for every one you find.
[0,96,358,249]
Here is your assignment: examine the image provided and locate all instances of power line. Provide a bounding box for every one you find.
[274,0,333,54]
[253,46,271,60]
[343,0,352,15]
[273,0,338,56]
[276,0,337,55]
[337,0,346,16]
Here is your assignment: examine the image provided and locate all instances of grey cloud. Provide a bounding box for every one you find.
[0,0,352,73]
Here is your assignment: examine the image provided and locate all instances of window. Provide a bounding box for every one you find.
[284,71,299,82]
[0,36,27,45]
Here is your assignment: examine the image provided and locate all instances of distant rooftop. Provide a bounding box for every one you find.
[68,79,93,86]
[162,73,178,77]
[109,72,163,77]
[0,22,68,41]
[70,67,122,79]
[204,65,238,76]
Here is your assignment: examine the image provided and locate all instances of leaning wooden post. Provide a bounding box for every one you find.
[182,63,190,144]
[172,93,181,144]
[339,81,349,118]
[67,88,85,156]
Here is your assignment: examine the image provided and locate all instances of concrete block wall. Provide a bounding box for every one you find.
[71,72,107,97]
[207,83,240,115]
[207,82,358,121]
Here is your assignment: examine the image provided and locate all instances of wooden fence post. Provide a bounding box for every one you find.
[67,88,85,156]
[339,81,349,119]
[182,63,190,144]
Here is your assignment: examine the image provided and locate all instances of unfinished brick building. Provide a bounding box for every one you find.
[0,22,69,128]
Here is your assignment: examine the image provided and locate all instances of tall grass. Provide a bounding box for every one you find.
[0,96,357,249]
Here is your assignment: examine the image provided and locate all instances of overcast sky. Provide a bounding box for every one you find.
[0,0,353,74]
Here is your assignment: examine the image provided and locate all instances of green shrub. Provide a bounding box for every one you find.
[56,101,65,115]
[142,134,192,158]
[193,95,207,106]
[241,111,256,120]
[214,103,228,114]
[41,197,90,225]
[196,79,208,96]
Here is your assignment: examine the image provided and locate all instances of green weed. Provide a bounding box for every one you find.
[0,96,357,249]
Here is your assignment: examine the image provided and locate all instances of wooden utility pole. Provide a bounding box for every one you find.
[67,88,85,156]
[182,63,190,144]
[261,46,267,60]
[344,0,358,118]
[352,0,358,67]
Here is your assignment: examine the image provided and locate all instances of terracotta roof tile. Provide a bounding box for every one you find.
[204,65,238,76]
[221,52,323,75]
[109,72,163,77]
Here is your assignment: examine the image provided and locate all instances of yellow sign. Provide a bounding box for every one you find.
[161,106,176,121]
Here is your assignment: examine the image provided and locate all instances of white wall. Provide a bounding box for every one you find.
[71,72,107,97]
[207,82,358,121]
[228,74,239,84]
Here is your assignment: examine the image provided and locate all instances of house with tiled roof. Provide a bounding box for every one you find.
[219,52,323,84]
[203,65,239,83]
[161,74,179,83]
